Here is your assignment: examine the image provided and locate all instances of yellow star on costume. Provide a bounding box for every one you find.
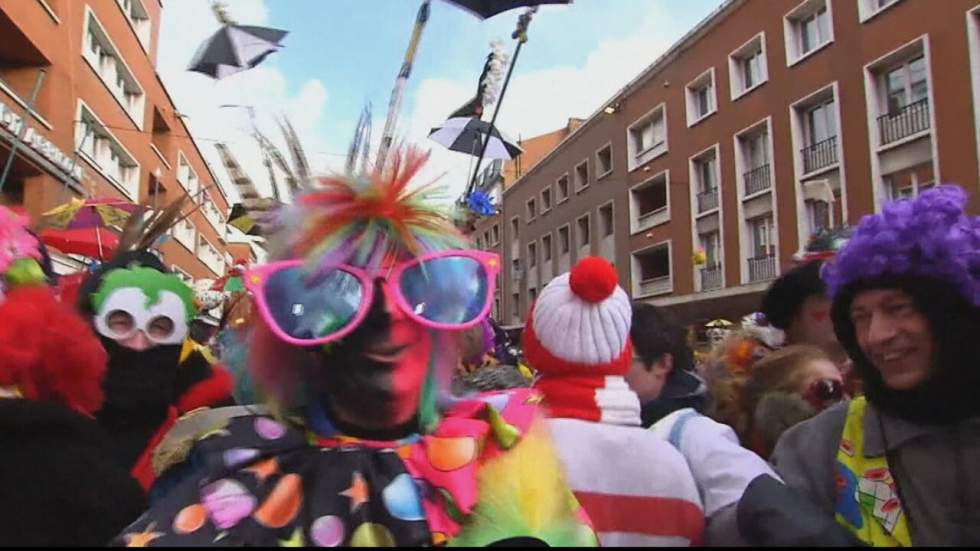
[340,471,370,512]
[244,458,279,482]
[278,527,305,547]
[524,393,544,405]
[124,523,163,547]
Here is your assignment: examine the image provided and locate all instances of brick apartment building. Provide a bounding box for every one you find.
[0,0,236,281]
[496,0,980,334]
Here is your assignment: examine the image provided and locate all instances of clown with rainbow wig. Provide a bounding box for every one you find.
[115,149,597,547]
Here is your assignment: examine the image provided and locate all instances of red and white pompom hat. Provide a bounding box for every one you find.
[523,256,641,426]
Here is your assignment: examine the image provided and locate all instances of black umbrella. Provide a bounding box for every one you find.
[429,117,523,160]
[443,0,571,19]
[188,24,288,79]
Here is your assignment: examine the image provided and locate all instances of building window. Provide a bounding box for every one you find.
[686,69,716,125]
[491,224,499,246]
[806,199,831,234]
[627,104,667,170]
[698,231,722,291]
[729,33,768,100]
[82,8,146,128]
[859,0,902,22]
[527,241,537,269]
[115,0,152,51]
[748,215,777,282]
[75,103,140,199]
[529,287,537,303]
[511,292,521,323]
[632,243,672,298]
[596,144,613,178]
[526,197,537,222]
[201,191,225,233]
[510,216,519,240]
[630,172,669,232]
[198,235,225,276]
[574,160,590,192]
[558,225,570,255]
[576,214,591,255]
[692,149,719,215]
[876,53,930,145]
[541,187,552,213]
[476,235,484,250]
[598,203,614,238]
[176,152,201,196]
[800,8,830,54]
[542,234,553,263]
[785,0,833,65]
[801,97,839,173]
[556,174,570,203]
[740,130,771,196]
[173,217,197,251]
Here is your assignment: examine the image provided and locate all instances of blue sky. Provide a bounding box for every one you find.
[159,0,723,199]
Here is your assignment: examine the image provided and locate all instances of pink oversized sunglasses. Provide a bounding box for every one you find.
[244,249,500,346]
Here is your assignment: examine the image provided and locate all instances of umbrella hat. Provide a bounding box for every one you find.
[188,24,288,80]
[41,197,140,230]
[443,0,571,19]
[40,227,120,260]
[429,117,523,160]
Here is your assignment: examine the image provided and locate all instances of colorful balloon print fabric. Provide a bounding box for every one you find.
[114,389,541,547]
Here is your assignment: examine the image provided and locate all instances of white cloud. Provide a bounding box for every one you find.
[405,4,681,202]
[157,0,331,204]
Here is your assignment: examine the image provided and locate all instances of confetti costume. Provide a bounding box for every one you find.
[115,149,595,547]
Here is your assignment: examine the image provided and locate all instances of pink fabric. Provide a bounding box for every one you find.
[314,388,541,540]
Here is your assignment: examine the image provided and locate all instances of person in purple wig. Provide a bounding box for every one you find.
[766,185,980,546]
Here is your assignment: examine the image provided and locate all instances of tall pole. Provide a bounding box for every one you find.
[464,8,536,200]
[0,69,47,193]
[376,0,431,169]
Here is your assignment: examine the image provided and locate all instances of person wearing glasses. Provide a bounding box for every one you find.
[768,186,980,546]
[75,200,235,491]
[706,344,844,460]
[113,149,597,547]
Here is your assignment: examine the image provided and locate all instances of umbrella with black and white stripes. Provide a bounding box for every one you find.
[428,117,523,160]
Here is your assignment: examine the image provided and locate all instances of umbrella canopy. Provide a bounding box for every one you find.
[429,117,523,160]
[444,0,571,19]
[188,24,288,79]
[41,197,139,230]
[40,227,119,260]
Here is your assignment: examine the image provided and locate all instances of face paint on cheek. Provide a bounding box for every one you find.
[388,321,433,424]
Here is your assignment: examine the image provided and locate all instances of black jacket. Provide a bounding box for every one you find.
[640,369,708,428]
[0,399,147,546]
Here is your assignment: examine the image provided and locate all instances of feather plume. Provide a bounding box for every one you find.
[449,419,598,547]
[277,115,311,189]
[282,148,467,271]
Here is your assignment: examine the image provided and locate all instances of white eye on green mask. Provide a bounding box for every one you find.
[94,287,189,346]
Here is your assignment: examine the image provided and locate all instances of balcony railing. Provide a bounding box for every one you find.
[802,136,838,173]
[700,265,722,291]
[697,188,719,214]
[743,164,771,196]
[748,254,777,282]
[638,275,672,296]
[878,98,930,146]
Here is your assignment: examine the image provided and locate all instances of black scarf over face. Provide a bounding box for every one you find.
[831,276,980,425]
[95,336,182,471]
[304,280,420,437]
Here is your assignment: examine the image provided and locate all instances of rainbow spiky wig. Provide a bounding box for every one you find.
[249,148,470,431]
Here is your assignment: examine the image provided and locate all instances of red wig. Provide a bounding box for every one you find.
[0,286,107,415]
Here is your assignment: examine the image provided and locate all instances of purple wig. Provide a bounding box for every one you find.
[822,185,980,306]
